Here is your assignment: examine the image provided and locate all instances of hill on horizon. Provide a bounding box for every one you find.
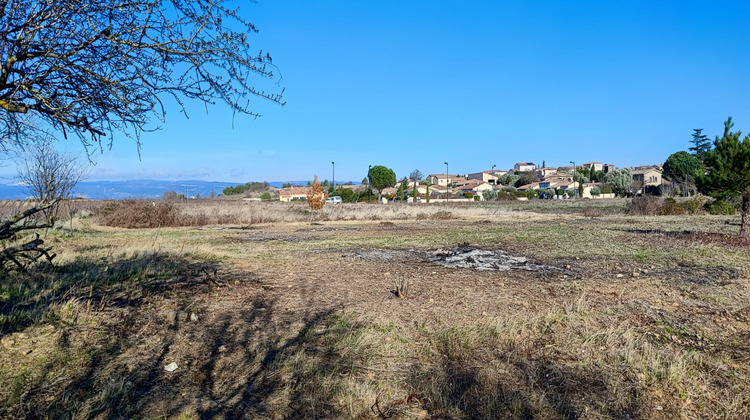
[0,179,358,200]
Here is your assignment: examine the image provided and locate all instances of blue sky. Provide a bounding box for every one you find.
[3,0,750,184]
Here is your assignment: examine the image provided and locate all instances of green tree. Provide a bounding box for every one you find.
[663,151,702,197]
[689,128,712,162]
[514,171,538,188]
[397,178,408,200]
[338,188,355,203]
[573,171,589,184]
[498,173,519,186]
[260,192,272,201]
[368,165,397,198]
[701,117,750,237]
[604,168,633,197]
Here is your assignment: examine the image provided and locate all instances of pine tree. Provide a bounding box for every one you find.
[689,128,712,162]
[702,117,750,237]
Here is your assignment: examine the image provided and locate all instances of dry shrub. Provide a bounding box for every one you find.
[98,200,178,228]
[628,196,665,216]
[306,175,326,211]
[433,210,455,220]
[629,196,706,216]
[581,205,603,218]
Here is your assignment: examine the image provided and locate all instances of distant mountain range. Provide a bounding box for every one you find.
[0,180,326,200]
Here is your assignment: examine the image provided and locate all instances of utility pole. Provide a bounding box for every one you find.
[368,165,372,203]
[444,161,449,203]
[331,161,335,196]
[569,161,576,199]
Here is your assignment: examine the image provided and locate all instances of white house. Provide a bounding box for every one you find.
[513,162,537,172]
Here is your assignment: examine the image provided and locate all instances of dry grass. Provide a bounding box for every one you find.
[1,200,749,418]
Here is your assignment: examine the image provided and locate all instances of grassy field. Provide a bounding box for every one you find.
[1,199,748,419]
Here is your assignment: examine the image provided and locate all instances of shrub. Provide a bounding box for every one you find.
[682,196,705,214]
[260,192,272,201]
[590,187,601,196]
[660,198,685,215]
[581,205,603,217]
[706,199,736,215]
[628,196,667,216]
[496,191,517,201]
[337,188,355,203]
[307,176,326,210]
[482,190,497,201]
[98,200,178,228]
[433,210,454,220]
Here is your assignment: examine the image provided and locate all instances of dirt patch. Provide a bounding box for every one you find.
[244,235,309,243]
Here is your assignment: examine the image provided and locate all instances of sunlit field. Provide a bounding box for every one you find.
[1,198,748,419]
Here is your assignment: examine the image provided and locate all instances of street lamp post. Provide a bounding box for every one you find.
[368,165,372,204]
[491,164,496,185]
[331,161,335,196]
[570,160,576,199]
[444,161,449,203]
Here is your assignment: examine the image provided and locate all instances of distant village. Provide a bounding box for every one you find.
[275,161,665,203]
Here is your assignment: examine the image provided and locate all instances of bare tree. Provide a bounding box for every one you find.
[1,143,84,272]
[16,143,86,220]
[0,0,284,151]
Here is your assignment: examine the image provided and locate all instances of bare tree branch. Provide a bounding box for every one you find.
[0,0,284,152]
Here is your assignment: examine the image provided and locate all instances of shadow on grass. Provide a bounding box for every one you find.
[0,252,370,419]
[0,252,219,335]
[3,253,653,419]
[402,331,643,420]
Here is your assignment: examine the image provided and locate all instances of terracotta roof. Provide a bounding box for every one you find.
[279,187,308,198]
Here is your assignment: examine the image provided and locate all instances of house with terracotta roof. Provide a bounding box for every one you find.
[455,179,494,197]
[632,167,662,193]
[427,174,465,186]
[467,170,505,185]
[279,187,308,202]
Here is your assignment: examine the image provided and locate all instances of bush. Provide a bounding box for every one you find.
[98,200,178,228]
[581,205,603,217]
[682,196,705,214]
[628,196,670,216]
[706,199,736,215]
[628,196,706,216]
[260,192,272,201]
[482,190,497,201]
[496,191,517,201]
[660,198,685,215]
[337,188,356,203]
